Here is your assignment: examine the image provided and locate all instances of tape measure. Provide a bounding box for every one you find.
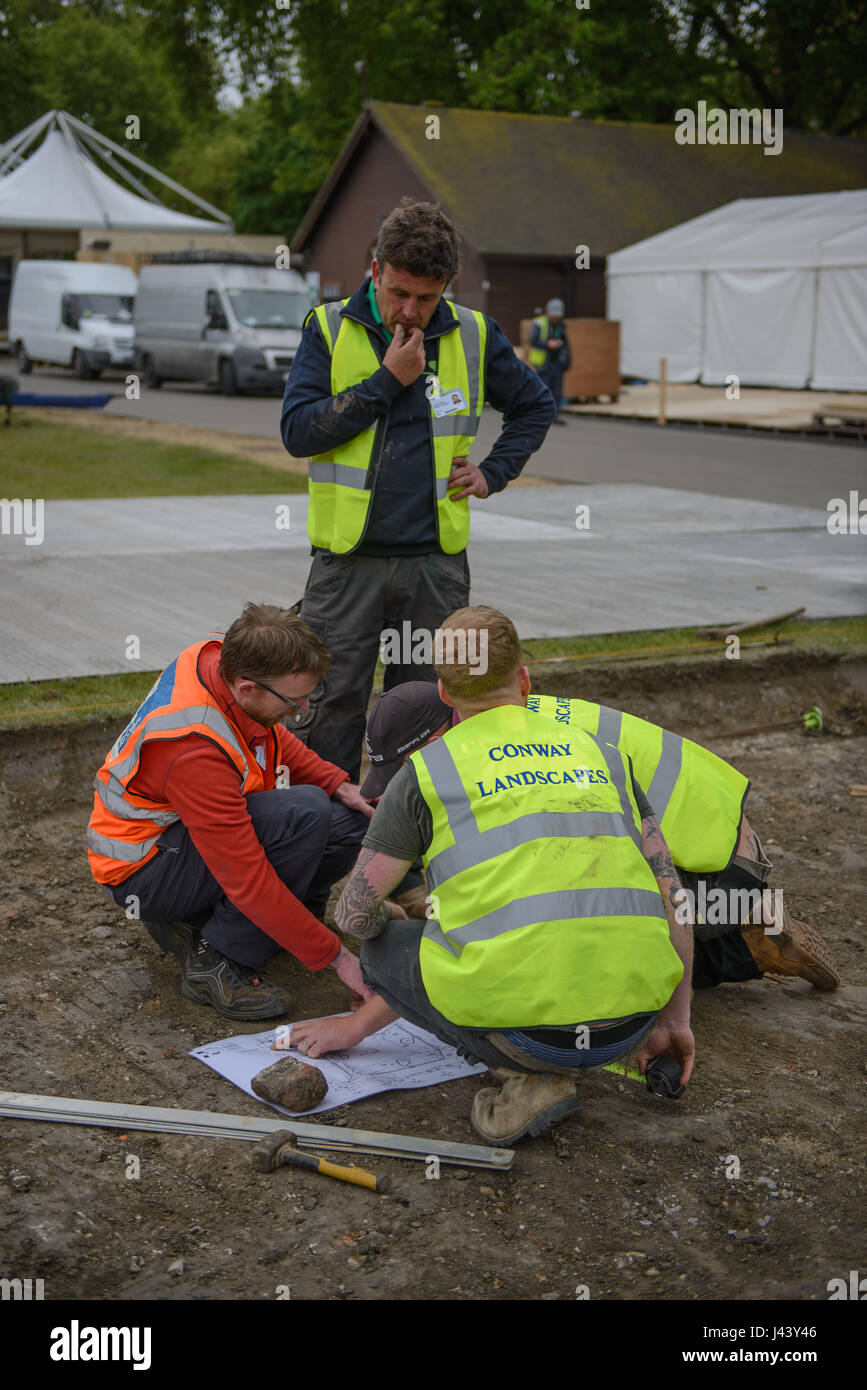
[604,1055,686,1100]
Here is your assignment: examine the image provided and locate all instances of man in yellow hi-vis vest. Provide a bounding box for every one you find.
[352,678,839,994]
[283,608,697,1147]
[529,298,571,423]
[281,199,556,785]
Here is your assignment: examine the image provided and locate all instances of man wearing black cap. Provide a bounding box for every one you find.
[360,682,455,920]
[361,680,455,800]
[286,613,839,1116]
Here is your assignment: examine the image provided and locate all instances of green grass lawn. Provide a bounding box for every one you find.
[0,417,307,499]
[1,617,863,732]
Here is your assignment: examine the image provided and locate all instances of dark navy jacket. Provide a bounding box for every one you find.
[280,278,555,556]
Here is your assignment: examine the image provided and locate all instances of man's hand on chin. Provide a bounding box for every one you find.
[333,781,375,819]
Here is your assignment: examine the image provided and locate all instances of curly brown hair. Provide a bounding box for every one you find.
[375,198,461,283]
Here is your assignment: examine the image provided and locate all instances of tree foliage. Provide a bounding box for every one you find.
[1,1,863,242]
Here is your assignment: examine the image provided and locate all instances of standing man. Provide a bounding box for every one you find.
[86,604,374,1021]
[281,198,555,783]
[529,298,571,423]
[287,607,694,1146]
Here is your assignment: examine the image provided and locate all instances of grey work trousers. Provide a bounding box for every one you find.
[298,549,470,782]
[110,787,368,970]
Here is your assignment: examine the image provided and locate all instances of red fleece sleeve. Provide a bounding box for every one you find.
[157,742,340,970]
[276,725,350,794]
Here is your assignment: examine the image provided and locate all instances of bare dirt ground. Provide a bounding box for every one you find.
[1,647,865,1302]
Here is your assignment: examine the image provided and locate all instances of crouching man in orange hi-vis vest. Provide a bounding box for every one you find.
[86,603,399,1021]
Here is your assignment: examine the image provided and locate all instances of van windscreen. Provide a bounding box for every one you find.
[226,289,308,329]
[74,294,134,323]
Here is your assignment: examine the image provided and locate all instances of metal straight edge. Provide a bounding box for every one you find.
[0,1092,514,1169]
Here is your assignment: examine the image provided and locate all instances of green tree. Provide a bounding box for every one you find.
[0,0,65,135]
[681,0,867,134]
[465,0,703,121]
[31,7,188,161]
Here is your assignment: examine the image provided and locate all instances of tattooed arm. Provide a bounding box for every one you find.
[642,814,690,936]
[335,846,413,940]
[636,813,695,1086]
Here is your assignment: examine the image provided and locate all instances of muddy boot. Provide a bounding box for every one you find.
[142,918,200,970]
[470,1068,580,1145]
[740,894,840,990]
[394,885,429,920]
[180,940,292,1020]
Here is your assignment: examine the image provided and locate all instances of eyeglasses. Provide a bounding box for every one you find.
[248,678,325,714]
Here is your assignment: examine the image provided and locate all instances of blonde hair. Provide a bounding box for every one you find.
[434,606,522,711]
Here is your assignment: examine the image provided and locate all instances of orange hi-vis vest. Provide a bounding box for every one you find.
[87,639,276,886]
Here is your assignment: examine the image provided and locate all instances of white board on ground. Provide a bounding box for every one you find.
[190,1016,486,1115]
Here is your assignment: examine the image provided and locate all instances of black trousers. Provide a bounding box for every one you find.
[110,787,368,969]
[298,550,470,783]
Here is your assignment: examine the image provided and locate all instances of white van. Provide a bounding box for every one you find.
[133,257,312,394]
[10,260,137,378]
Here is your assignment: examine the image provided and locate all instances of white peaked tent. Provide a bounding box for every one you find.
[0,109,233,235]
[606,191,867,390]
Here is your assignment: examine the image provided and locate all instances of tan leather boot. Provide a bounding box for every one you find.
[740,892,840,990]
[470,1068,580,1145]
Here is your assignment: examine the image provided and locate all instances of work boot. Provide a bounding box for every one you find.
[180,940,292,1020]
[470,1068,580,1146]
[142,918,200,970]
[394,885,429,920]
[740,895,840,990]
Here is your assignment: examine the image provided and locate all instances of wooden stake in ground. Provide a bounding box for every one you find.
[658,357,667,425]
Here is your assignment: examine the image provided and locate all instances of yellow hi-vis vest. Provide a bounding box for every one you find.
[526,694,748,875]
[306,298,487,555]
[410,705,682,1028]
[529,314,551,368]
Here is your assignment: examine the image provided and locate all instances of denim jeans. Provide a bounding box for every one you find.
[360,920,657,1076]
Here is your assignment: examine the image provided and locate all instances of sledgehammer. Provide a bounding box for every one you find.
[251,1129,390,1193]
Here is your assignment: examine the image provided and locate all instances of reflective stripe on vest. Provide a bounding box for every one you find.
[526,694,747,874]
[411,706,681,1028]
[85,826,163,863]
[421,732,640,891]
[306,298,487,555]
[87,639,270,886]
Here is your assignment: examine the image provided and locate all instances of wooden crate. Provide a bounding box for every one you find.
[519,317,621,399]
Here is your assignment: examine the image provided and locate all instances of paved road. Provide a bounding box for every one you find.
[3,366,864,682]
[3,485,863,682]
[14,365,867,510]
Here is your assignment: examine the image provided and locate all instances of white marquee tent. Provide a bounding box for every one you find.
[606,190,867,391]
[0,110,233,236]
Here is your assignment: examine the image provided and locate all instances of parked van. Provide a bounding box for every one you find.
[10,260,137,378]
[133,256,312,394]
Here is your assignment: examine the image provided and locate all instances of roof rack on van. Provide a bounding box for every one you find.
[149,251,275,265]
